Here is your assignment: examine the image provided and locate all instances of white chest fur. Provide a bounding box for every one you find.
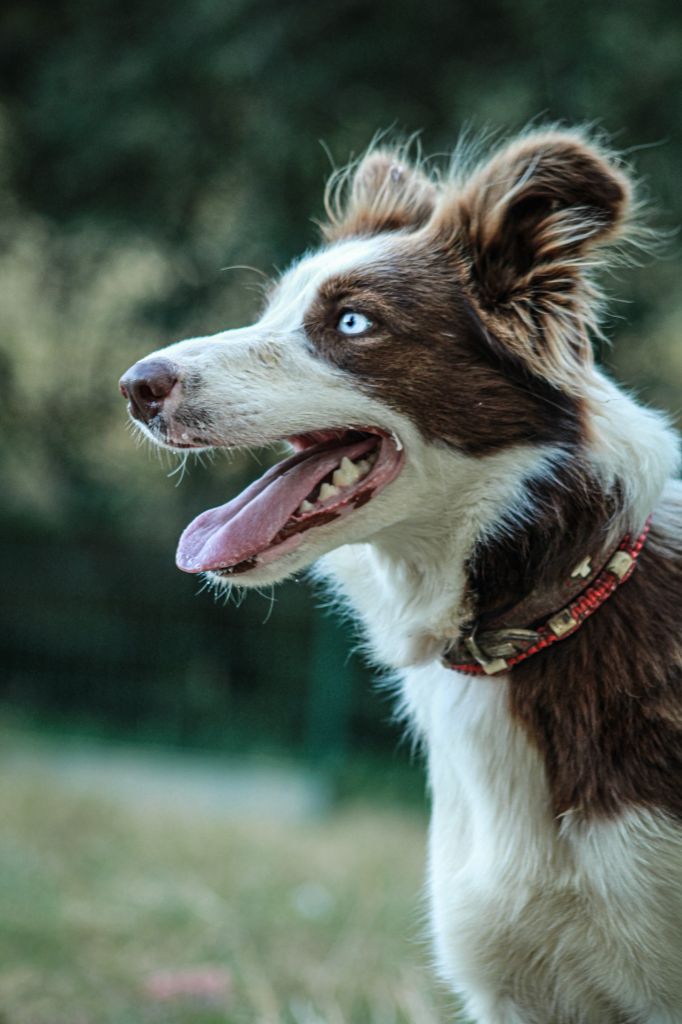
[401,663,682,1024]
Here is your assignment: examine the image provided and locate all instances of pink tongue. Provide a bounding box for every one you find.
[176,437,375,573]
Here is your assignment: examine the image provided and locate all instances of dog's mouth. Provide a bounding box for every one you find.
[175,428,405,576]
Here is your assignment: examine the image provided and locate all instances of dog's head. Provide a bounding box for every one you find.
[120,130,631,587]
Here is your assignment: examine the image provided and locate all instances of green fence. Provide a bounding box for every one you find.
[0,518,391,763]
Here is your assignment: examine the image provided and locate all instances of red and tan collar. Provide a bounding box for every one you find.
[443,517,652,676]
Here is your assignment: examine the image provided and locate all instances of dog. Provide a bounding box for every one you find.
[120,128,682,1024]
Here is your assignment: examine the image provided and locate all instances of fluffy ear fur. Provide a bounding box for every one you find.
[446,130,633,392]
[321,146,437,242]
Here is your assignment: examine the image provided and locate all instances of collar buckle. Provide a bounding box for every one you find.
[462,627,540,676]
[463,634,509,675]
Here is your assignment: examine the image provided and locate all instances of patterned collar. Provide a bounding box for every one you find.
[443,517,652,676]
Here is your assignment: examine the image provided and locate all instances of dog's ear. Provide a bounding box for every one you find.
[449,131,632,390]
[321,149,437,242]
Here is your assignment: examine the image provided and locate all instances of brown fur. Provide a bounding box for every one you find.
[311,131,635,461]
[322,147,437,242]
[512,487,682,821]
[468,460,624,616]
[321,130,632,397]
[448,131,631,396]
[315,129,681,824]
[466,468,682,821]
[303,247,583,455]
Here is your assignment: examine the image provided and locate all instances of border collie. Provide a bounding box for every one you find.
[120,128,682,1024]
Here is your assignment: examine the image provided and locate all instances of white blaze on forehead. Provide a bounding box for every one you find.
[260,235,394,333]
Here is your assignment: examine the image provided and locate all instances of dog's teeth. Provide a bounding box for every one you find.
[355,459,370,477]
[332,457,362,488]
[318,482,339,501]
[297,499,314,514]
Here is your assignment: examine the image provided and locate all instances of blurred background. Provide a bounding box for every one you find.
[1,1,681,1021]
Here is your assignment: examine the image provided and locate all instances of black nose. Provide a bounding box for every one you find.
[119,358,179,424]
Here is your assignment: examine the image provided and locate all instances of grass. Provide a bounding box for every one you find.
[0,731,459,1023]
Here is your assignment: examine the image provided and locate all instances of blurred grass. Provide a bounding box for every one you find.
[0,729,456,1024]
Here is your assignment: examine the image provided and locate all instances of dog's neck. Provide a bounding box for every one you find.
[322,372,679,671]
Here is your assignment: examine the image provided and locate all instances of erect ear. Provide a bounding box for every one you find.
[321,147,437,242]
[450,130,633,389]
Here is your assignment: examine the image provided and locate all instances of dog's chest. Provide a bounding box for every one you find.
[400,665,682,1022]
[402,665,595,1017]
[401,664,572,958]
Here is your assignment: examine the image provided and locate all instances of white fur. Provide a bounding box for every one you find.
[392,663,682,1024]
[132,235,682,1023]
[584,373,680,536]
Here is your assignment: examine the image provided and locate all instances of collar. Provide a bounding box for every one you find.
[443,516,652,677]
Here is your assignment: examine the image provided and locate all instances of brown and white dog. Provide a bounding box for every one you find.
[120,129,682,1024]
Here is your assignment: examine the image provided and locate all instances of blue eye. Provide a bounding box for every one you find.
[337,310,373,335]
